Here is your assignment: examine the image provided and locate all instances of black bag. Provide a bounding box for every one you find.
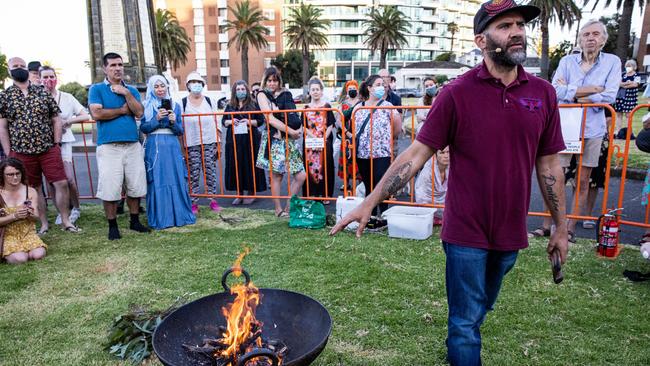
[635,128,650,153]
[616,88,627,100]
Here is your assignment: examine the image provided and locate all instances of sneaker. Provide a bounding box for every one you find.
[232,198,242,205]
[70,208,81,224]
[365,217,387,232]
[210,200,222,212]
[55,214,62,225]
[192,204,199,215]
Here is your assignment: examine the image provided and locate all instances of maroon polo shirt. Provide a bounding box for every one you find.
[417,62,565,251]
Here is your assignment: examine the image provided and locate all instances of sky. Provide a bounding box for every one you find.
[0,0,644,85]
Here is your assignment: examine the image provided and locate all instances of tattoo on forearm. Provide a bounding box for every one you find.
[542,174,560,212]
[383,161,413,198]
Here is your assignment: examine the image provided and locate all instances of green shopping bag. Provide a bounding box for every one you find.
[288,195,326,229]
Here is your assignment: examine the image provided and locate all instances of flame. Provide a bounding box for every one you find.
[231,247,251,277]
[217,248,274,365]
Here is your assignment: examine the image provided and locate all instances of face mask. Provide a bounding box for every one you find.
[372,86,385,99]
[42,78,57,91]
[348,89,358,98]
[10,68,29,83]
[236,91,248,100]
[264,87,273,93]
[189,83,203,94]
[425,86,437,97]
[626,67,634,73]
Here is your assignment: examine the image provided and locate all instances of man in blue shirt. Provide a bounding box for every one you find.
[88,52,150,240]
[550,20,621,242]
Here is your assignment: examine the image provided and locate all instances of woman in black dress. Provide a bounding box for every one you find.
[222,80,267,205]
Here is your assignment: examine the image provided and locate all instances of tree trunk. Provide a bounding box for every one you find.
[540,11,550,81]
[450,33,455,60]
[380,46,387,70]
[615,0,635,63]
[302,44,309,100]
[242,43,249,83]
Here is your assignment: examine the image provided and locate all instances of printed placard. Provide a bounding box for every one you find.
[233,120,249,135]
[559,107,583,154]
[305,137,325,149]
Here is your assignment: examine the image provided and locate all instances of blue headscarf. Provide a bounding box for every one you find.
[144,75,170,121]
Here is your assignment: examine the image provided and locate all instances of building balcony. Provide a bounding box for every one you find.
[327,28,364,35]
[217,0,226,8]
[219,33,229,43]
[219,50,229,59]
[646,33,650,45]
[644,54,650,67]
[421,14,440,23]
[218,16,226,24]
[421,0,442,8]
[220,67,230,76]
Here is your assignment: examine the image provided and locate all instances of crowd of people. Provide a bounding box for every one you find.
[0,50,451,264]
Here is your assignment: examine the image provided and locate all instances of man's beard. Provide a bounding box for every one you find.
[485,33,527,68]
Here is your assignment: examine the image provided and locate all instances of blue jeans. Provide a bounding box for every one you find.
[443,242,519,366]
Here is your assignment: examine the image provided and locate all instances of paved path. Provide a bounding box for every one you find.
[68,133,648,245]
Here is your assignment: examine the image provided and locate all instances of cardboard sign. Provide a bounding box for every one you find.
[305,137,325,149]
[559,107,583,154]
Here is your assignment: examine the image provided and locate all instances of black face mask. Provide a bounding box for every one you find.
[10,68,29,83]
[348,89,358,98]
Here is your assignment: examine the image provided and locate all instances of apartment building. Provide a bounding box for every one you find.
[282,0,481,86]
[157,0,283,91]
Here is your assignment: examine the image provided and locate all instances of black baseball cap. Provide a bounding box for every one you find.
[474,0,540,35]
[28,61,42,72]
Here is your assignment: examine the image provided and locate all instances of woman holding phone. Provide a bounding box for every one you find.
[0,158,45,264]
[140,75,195,230]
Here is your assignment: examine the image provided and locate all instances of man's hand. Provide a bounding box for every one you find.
[547,226,569,264]
[576,97,592,104]
[556,78,567,86]
[121,103,132,116]
[111,84,129,96]
[329,201,374,238]
[168,110,176,124]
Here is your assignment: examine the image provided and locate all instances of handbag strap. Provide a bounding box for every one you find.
[355,100,384,146]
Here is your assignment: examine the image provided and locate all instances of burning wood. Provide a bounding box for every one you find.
[183,249,288,365]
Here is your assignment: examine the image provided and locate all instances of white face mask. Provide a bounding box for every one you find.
[626,67,634,73]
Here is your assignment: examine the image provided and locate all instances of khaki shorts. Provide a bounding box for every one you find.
[559,138,602,168]
[61,142,73,163]
[96,142,147,201]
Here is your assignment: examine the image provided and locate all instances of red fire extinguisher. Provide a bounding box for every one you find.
[596,208,623,257]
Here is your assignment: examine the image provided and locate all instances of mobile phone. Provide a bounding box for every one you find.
[24,200,32,208]
[160,98,172,111]
[550,249,563,284]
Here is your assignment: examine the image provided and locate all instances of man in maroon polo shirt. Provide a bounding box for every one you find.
[331,1,569,364]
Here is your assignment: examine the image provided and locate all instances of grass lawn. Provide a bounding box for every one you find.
[1,205,650,365]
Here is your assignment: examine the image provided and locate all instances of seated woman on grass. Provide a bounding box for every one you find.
[0,158,46,264]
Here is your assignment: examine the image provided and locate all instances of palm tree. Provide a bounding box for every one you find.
[284,3,331,95]
[223,0,269,83]
[529,0,582,80]
[363,6,410,69]
[155,9,192,71]
[447,22,460,60]
[585,0,649,62]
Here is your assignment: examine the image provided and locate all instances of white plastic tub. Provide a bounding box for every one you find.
[336,196,364,230]
[382,206,435,240]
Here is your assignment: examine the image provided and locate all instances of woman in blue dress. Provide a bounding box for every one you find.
[141,75,196,229]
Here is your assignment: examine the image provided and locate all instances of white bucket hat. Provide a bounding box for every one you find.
[186,71,205,85]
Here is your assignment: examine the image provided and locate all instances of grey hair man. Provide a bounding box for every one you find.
[542,19,621,242]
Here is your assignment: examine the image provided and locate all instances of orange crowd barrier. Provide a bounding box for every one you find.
[53,102,650,231]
